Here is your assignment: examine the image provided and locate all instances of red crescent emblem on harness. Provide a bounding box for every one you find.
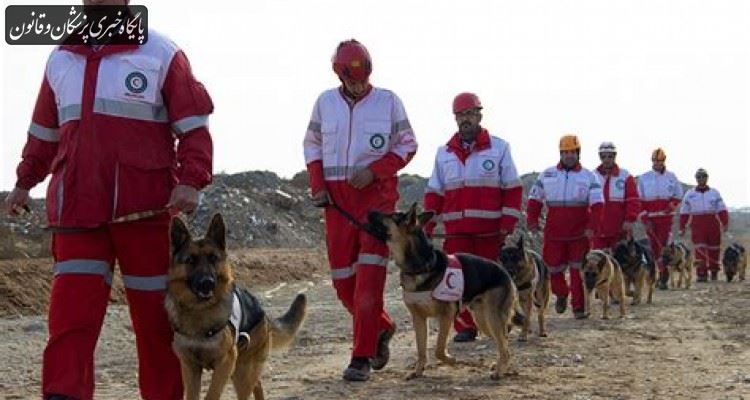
[446,271,456,289]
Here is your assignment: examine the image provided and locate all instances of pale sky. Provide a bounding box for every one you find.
[2,0,749,206]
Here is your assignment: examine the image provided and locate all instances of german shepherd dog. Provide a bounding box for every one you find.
[166,214,307,400]
[368,204,525,380]
[581,250,627,319]
[661,242,693,289]
[722,243,747,282]
[613,238,656,305]
[498,230,551,341]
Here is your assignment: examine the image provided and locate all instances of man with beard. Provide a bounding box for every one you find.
[423,92,523,342]
[303,39,418,381]
[527,135,604,319]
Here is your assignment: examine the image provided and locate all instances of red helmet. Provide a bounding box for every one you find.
[332,40,372,81]
[452,92,482,114]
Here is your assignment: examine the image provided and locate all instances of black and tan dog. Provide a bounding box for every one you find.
[661,242,693,289]
[368,203,524,380]
[722,243,747,282]
[166,214,307,400]
[612,238,656,305]
[498,230,550,341]
[581,249,627,319]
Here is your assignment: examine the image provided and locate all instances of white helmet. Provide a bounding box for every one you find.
[598,141,617,154]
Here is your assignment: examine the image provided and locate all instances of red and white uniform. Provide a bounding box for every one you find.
[527,163,604,312]
[423,129,522,332]
[679,186,729,276]
[592,165,640,249]
[15,30,213,400]
[303,86,417,358]
[637,169,683,273]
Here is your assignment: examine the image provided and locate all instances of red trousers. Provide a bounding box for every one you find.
[443,235,503,333]
[691,217,722,276]
[542,238,589,312]
[43,214,181,400]
[591,235,620,250]
[645,220,672,273]
[324,206,394,358]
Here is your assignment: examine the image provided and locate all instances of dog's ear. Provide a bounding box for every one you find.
[206,213,226,251]
[170,217,191,255]
[417,211,435,227]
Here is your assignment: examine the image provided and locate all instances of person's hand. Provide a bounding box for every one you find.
[499,228,509,237]
[584,228,594,239]
[678,229,686,238]
[622,221,634,235]
[4,187,30,215]
[348,168,375,189]
[311,190,330,208]
[167,185,200,214]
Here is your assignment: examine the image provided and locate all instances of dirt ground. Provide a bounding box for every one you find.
[0,246,748,400]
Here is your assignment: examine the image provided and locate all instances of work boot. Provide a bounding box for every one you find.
[555,296,568,314]
[710,270,718,281]
[453,329,477,343]
[573,309,589,320]
[343,357,371,381]
[46,396,72,400]
[371,325,396,370]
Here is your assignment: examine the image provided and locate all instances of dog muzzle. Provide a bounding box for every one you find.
[584,272,598,291]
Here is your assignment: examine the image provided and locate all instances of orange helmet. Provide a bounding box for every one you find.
[332,39,372,81]
[559,134,581,151]
[452,92,482,114]
[651,147,666,161]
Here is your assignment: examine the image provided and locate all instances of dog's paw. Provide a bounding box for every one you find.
[538,331,548,338]
[405,371,423,380]
[437,355,456,365]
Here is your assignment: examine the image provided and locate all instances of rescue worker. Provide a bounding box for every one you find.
[637,148,683,290]
[592,142,640,249]
[527,135,604,319]
[3,1,214,398]
[302,39,418,381]
[679,168,729,281]
[423,92,522,342]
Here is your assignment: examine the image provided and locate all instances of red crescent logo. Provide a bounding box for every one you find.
[445,272,456,289]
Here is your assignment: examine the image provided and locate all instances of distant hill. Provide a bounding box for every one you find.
[0,170,745,259]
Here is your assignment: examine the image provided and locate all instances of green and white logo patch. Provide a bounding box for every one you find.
[370,133,386,150]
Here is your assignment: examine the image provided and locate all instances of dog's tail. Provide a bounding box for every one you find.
[270,293,307,351]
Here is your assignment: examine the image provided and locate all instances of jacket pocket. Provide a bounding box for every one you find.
[113,151,175,218]
[321,121,337,155]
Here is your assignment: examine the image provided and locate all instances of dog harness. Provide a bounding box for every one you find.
[402,255,465,305]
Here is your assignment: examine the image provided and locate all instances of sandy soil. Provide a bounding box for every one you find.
[0,246,748,400]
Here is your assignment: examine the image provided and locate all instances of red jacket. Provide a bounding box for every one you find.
[423,129,523,235]
[15,31,213,228]
[594,164,640,237]
[679,186,729,231]
[527,163,604,241]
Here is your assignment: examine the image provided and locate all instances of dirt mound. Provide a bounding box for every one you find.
[0,248,328,318]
